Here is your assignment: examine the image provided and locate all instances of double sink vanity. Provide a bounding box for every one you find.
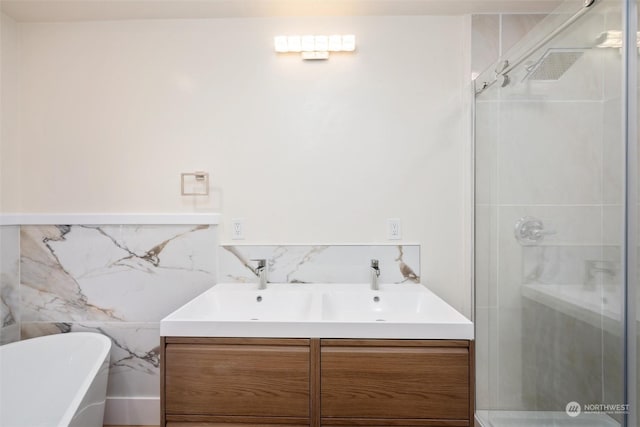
[160,281,474,427]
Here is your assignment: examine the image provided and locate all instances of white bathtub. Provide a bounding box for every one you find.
[0,332,111,427]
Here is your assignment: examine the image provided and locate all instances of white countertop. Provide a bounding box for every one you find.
[161,283,474,340]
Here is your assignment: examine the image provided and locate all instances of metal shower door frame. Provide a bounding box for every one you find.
[623,1,638,426]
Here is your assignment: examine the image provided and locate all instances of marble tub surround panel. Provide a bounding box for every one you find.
[20,224,218,322]
[21,321,160,397]
[220,245,420,285]
[17,223,218,419]
[0,226,20,344]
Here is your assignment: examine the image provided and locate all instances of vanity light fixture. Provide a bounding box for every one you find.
[274,34,356,60]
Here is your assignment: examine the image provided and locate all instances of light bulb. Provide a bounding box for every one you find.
[301,35,315,52]
[274,36,288,53]
[342,35,356,52]
[315,35,328,52]
[288,36,301,52]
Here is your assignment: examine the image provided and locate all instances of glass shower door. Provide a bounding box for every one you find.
[632,1,639,426]
[474,0,627,425]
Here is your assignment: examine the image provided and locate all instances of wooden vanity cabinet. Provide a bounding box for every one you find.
[161,338,474,427]
[161,338,314,427]
[320,339,474,427]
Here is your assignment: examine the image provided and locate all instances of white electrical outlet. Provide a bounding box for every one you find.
[387,218,401,240]
[231,219,244,240]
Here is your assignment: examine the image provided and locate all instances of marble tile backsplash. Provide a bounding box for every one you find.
[18,224,218,399]
[8,226,421,404]
[20,225,218,322]
[21,321,161,397]
[219,244,420,285]
[0,226,20,344]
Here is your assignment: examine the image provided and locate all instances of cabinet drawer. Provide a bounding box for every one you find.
[165,343,310,417]
[168,424,309,427]
[321,346,469,420]
[321,420,468,427]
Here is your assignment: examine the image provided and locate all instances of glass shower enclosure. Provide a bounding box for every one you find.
[473,0,637,426]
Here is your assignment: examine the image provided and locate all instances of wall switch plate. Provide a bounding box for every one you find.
[231,219,244,240]
[387,218,401,240]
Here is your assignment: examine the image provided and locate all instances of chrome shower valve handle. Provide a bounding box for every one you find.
[514,216,557,245]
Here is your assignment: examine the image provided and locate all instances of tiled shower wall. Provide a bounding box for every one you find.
[471,12,547,411]
[473,7,625,414]
[471,14,546,79]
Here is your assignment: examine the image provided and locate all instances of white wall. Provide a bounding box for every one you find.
[11,16,471,315]
[0,14,22,346]
[1,13,22,212]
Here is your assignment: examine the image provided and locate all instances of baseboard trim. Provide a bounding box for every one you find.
[104,396,160,425]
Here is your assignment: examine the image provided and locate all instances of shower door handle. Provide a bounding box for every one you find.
[514,216,556,245]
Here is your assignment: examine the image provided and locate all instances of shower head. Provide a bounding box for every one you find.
[523,48,586,81]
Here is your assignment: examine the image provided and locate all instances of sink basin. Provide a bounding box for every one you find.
[160,283,474,339]
[322,290,446,322]
[209,290,313,321]
[322,288,464,323]
[164,284,315,322]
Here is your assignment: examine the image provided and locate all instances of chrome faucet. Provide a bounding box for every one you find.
[251,259,268,290]
[370,259,380,290]
[584,260,616,290]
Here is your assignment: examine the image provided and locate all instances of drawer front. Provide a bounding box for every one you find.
[168,424,309,427]
[321,420,468,427]
[166,344,310,417]
[322,425,466,427]
[321,346,469,420]
[322,424,467,427]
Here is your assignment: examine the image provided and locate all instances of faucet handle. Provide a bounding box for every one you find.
[250,259,268,289]
[370,259,380,289]
[251,259,266,268]
[371,259,380,278]
[514,216,556,246]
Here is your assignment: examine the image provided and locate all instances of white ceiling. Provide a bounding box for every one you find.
[1,0,563,22]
